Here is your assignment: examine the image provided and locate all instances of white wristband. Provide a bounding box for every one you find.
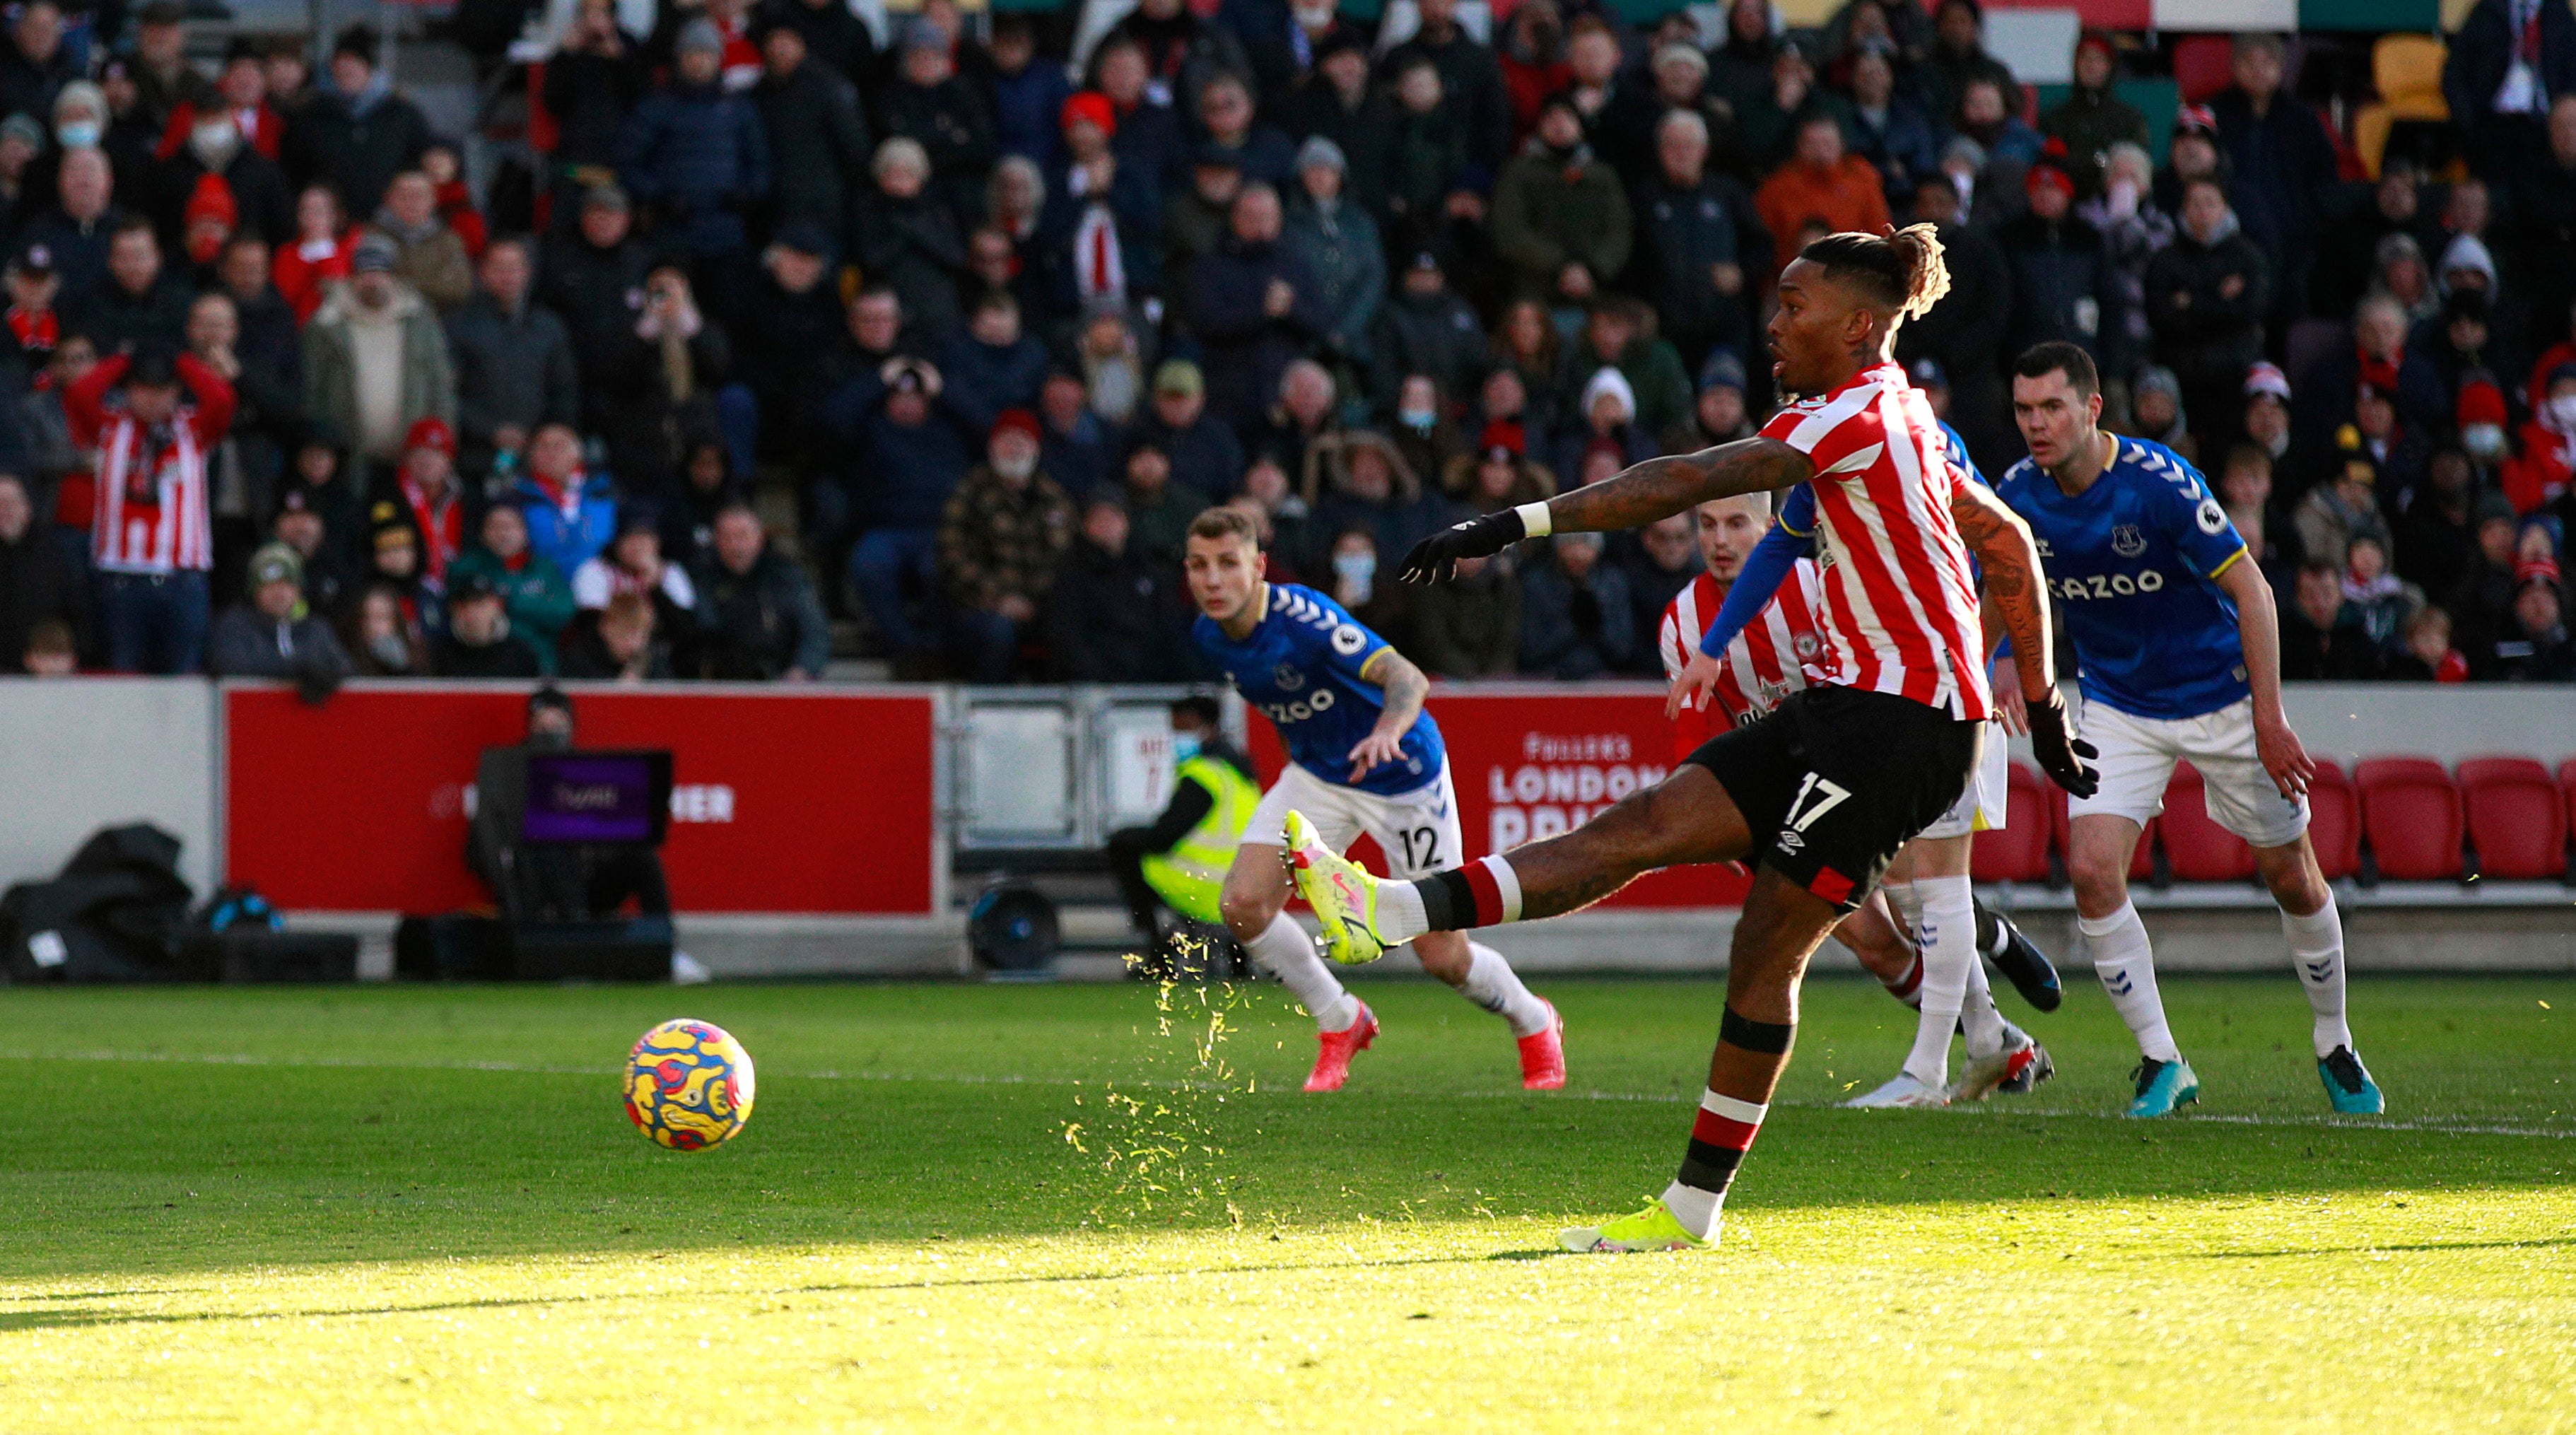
[1514,501,1552,539]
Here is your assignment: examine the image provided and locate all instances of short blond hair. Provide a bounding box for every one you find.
[1187,505,1259,548]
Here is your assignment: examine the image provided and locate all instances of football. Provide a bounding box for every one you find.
[623,1019,756,1150]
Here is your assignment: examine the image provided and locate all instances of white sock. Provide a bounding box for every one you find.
[1659,1179,1723,1240]
[2082,901,2179,1062]
[1372,875,1429,945]
[2281,897,2353,1058]
[1459,942,1552,1037]
[1244,912,1357,1031]
[1881,879,1923,944]
[1899,877,1976,1086]
[1960,952,2006,1059]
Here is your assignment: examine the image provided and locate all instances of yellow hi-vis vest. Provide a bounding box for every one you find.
[1140,754,1262,923]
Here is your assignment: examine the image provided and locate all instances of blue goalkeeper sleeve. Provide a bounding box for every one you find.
[1696,485,1817,660]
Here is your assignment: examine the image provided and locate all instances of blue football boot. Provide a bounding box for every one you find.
[2317,1046,2384,1115]
[2126,1056,2200,1118]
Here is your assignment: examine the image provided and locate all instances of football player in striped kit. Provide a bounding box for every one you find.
[1661,491,2057,1107]
[1289,226,2099,1253]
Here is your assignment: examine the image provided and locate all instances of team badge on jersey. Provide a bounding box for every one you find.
[2111,524,2147,558]
[1330,623,1366,655]
[2195,498,2229,534]
[1274,663,1305,690]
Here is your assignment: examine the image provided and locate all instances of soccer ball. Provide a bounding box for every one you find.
[625,1019,756,1150]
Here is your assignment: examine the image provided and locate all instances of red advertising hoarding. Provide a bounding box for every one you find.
[224,684,939,914]
[1248,683,1750,908]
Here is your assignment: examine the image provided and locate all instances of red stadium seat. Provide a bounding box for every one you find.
[2174,35,2235,102]
[2160,762,2258,882]
[2355,756,2464,880]
[2047,780,2157,882]
[1972,761,2051,882]
[2563,760,2576,862]
[2457,756,2568,880]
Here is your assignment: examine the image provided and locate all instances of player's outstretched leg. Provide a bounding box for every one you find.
[2069,814,2199,1117]
[2253,836,2382,1114]
[1220,840,1375,1094]
[1560,870,1836,1253]
[1974,898,2062,1012]
[1289,768,1751,961]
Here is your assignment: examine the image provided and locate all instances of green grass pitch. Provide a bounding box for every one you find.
[2,973,2570,1432]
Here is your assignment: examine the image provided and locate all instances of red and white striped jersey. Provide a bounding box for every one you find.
[1759,362,1991,720]
[67,353,235,576]
[1658,563,1832,761]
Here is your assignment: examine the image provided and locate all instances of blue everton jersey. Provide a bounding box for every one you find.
[1193,584,1444,796]
[1996,438,2254,720]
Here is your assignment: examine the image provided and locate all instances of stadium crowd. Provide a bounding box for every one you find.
[0,0,2571,687]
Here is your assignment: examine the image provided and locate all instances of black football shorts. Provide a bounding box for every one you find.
[1684,684,1981,912]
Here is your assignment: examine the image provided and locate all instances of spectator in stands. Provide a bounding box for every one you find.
[2002,158,2117,369]
[1190,183,1328,429]
[384,417,465,582]
[540,184,652,427]
[1114,436,1207,573]
[276,443,359,587]
[1895,179,2013,468]
[618,17,768,315]
[2489,558,2576,679]
[2398,447,2481,599]
[1494,95,1631,305]
[156,86,294,252]
[1754,116,1888,284]
[855,136,965,338]
[2379,604,2466,682]
[939,291,1047,438]
[690,501,827,680]
[2278,559,2383,680]
[1410,542,1520,679]
[2208,33,2335,329]
[1321,526,1410,649]
[445,237,577,479]
[19,146,117,320]
[603,262,742,504]
[181,291,286,587]
[0,469,81,671]
[2144,177,2268,456]
[1555,363,1656,488]
[1234,453,1316,580]
[1556,296,1690,450]
[1278,32,1388,210]
[508,421,617,578]
[2445,0,2576,185]
[1379,0,1509,174]
[1446,426,1552,513]
[1282,136,1381,376]
[1692,351,1756,446]
[1919,0,2015,129]
[2295,433,2396,572]
[1129,359,1234,502]
[78,218,188,355]
[2340,531,2423,654]
[937,409,1070,681]
[1375,53,1477,260]
[1034,368,1108,498]
[2420,292,2505,418]
[1635,110,1755,370]
[754,15,868,252]
[1046,494,1167,681]
[271,184,347,322]
[339,580,428,677]
[879,18,993,206]
[2115,365,2194,462]
[448,500,575,672]
[71,346,233,674]
[129,1,213,136]
[573,505,696,644]
[210,540,350,682]
[2041,32,2147,200]
[1171,151,1252,286]
[2218,442,2291,583]
[0,1,75,128]
[1520,530,1632,679]
[1735,40,1848,179]
[365,169,472,315]
[362,505,438,640]
[303,233,455,481]
[1369,249,1482,416]
[288,26,431,221]
[432,570,544,677]
[543,0,644,179]
[1620,511,1701,674]
[1842,46,1936,211]
[1306,428,1442,570]
[831,359,971,672]
[2506,361,2576,515]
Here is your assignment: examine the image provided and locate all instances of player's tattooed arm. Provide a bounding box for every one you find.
[1348,648,1432,781]
[1398,439,1813,582]
[1547,438,1814,534]
[1949,481,2056,698]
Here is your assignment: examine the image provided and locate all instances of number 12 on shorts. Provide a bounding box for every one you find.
[1394,825,1441,870]
[1784,773,1851,833]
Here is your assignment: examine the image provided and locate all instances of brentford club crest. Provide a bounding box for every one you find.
[2111,524,2148,558]
[1793,633,1822,660]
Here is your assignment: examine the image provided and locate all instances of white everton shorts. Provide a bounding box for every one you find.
[2068,695,2308,849]
[1246,760,1465,879]
[1917,720,2008,841]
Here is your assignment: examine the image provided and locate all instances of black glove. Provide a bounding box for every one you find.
[2025,687,2100,799]
[1398,510,1526,584]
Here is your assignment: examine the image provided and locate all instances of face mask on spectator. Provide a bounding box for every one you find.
[1398,404,1436,433]
[189,119,242,168]
[1171,732,1203,763]
[2552,395,2576,430]
[2464,423,2510,460]
[368,632,411,670]
[993,449,1036,481]
[1334,550,1377,586]
[55,120,100,148]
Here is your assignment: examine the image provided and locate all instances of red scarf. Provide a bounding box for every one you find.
[7,305,57,356]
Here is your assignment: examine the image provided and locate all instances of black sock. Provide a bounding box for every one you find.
[1417,869,1475,931]
[1974,899,2003,956]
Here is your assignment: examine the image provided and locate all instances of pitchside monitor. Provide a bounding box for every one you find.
[520,750,675,846]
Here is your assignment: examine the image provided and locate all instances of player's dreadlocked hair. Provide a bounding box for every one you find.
[1798,223,1953,327]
